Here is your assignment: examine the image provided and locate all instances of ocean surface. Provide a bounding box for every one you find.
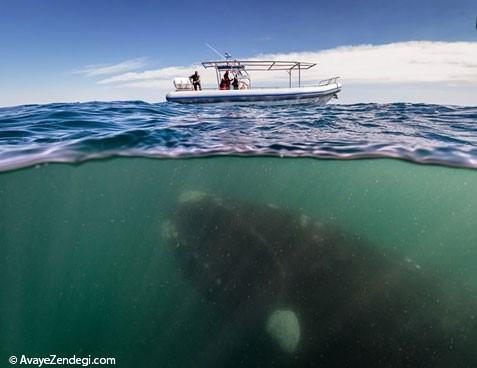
[1,101,477,367]
[1,101,477,171]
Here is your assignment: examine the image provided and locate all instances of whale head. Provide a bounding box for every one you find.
[166,191,291,311]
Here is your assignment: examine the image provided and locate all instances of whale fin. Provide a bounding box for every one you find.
[265,310,300,354]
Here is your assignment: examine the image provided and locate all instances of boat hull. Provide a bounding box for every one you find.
[166,83,341,105]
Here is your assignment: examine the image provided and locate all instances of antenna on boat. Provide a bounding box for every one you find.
[205,43,227,60]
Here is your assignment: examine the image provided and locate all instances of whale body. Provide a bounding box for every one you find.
[165,192,477,367]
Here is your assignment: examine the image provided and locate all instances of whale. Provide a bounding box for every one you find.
[164,191,477,367]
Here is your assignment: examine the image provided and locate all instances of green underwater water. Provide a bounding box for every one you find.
[1,156,477,367]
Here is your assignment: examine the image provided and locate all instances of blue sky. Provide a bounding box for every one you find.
[1,0,476,106]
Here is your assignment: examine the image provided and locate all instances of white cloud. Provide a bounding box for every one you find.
[5,41,475,106]
[97,65,201,84]
[95,41,477,89]
[255,41,477,84]
[88,41,477,107]
[113,79,171,88]
[73,58,148,77]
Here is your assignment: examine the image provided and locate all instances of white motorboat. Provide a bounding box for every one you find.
[166,59,341,105]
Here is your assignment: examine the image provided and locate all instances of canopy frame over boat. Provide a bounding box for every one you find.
[201,60,317,89]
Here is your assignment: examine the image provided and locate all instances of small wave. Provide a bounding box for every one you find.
[0,101,477,171]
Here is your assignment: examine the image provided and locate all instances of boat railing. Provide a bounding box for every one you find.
[179,84,340,91]
[176,77,341,91]
[315,76,340,86]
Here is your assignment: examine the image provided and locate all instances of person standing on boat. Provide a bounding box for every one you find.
[223,71,232,90]
[189,71,201,91]
[232,76,239,90]
[219,78,227,90]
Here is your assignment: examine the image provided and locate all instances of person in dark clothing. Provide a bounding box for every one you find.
[222,71,232,90]
[189,71,201,91]
[232,76,239,90]
[219,78,227,90]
